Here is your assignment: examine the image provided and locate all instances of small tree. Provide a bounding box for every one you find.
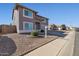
[51,24,58,30]
[61,24,66,30]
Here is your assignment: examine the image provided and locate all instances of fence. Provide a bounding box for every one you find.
[0,25,17,34]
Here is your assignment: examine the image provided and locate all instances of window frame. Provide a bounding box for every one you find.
[23,9,33,18]
[42,19,47,23]
[23,22,33,31]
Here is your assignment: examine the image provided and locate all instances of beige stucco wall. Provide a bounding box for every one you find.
[13,10,19,33]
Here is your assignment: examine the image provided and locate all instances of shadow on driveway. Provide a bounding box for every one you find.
[39,30,67,37]
[0,36,17,56]
[48,30,67,37]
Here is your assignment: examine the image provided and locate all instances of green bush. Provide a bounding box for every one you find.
[51,24,58,30]
[31,31,39,36]
[61,24,66,30]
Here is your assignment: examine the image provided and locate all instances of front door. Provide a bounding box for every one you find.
[35,22,40,30]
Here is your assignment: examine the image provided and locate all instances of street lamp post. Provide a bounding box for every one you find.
[45,26,47,38]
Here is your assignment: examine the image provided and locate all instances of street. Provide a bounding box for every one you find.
[73,31,79,56]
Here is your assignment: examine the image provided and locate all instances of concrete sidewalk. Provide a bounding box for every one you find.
[26,38,66,56]
[25,31,75,56]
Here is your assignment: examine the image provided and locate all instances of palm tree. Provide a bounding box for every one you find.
[51,24,58,30]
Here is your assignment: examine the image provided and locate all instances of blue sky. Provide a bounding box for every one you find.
[0,3,79,27]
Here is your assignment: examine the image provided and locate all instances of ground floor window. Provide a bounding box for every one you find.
[23,22,33,30]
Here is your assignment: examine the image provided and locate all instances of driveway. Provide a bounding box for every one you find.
[39,30,67,37]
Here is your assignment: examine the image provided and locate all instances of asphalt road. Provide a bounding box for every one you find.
[73,31,79,56]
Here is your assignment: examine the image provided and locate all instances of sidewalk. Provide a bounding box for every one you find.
[25,38,67,56]
[25,31,75,56]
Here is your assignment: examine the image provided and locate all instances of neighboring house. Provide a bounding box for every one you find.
[48,24,51,30]
[48,24,58,30]
[57,25,61,30]
[12,4,48,33]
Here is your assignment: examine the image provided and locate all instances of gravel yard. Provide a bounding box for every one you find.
[0,33,59,56]
[0,30,68,56]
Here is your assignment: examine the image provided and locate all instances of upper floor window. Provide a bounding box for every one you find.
[23,9,33,18]
[42,19,47,23]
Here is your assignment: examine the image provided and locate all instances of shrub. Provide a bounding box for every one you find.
[51,24,58,30]
[61,24,66,30]
[31,31,39,36]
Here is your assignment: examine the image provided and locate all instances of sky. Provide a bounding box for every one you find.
[0,3,79,27]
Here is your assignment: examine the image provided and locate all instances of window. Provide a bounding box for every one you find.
[24,9,33,17]
[24,22,33,30]
[42,19,47,23]
[25,23,29,30]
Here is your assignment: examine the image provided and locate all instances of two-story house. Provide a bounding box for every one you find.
[12,4,48,33]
